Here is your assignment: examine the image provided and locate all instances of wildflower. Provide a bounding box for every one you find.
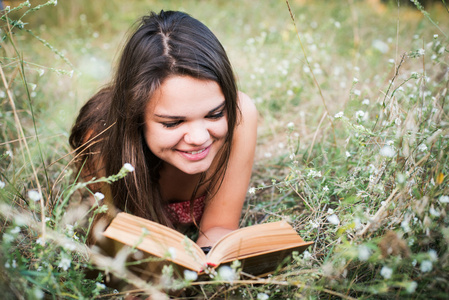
[323,186,329,192]
[417,48,425,56]
[355,110,365,119]
[58,257,71,271]
[354,89,361,96]
[95,282,106,290]
[433,34,438,39]
[388,58,395,64]
[429,207,440,217]
[303,250,312,260]
[327,214,340,225]
[278,143,284,149]
[287,90,294,96]
[353,77,359,83]
[33,288,44,299]
[257,293,269,300]
[334,21,341,28]
[248,187,256,195]
[94,192,104,201]
[406,281,418,293]
[428,249,438,261]
[372,39,389,53]
[334,111,344,119]
[380,266,393,279]
[218,265,237,281]
[395,118,402,126]
[439,195,449,203]
[309,220,319,229]
[167,247,177,259]
[307,169,322,178]
[358,245,371,261]
[420,260,432,272]
[0,91,5,98]
[380,145,395,158]
[417,144,427,152]
[5,150,12,157]
[10,227,20,234]
[287,122,295,129]
[123,163,135,172]
[183,269,198,281]
[401,220,411,233]
[36,237,46,246]
[362,98,370,105]
[28,190,41,202]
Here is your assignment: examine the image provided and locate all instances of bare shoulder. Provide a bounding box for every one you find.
[237,91,258,127]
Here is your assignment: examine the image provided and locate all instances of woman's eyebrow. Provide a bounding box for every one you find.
[154,101,225,119]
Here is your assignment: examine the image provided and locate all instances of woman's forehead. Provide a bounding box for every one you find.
[146,76,225,116]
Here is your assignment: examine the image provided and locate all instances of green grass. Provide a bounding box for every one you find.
[0,0,448,299]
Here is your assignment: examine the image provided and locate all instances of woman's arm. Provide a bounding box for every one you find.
[196,92,258,247]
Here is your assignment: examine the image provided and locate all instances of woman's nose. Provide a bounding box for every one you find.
[184,122,210,145]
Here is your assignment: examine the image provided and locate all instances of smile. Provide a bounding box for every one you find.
[177,145,211,161]
[183,148,207,155]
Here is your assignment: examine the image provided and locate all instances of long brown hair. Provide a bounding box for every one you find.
[70,11,239,228]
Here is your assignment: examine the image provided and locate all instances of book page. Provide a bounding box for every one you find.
[207,221,313,266]
[103,213,206,272]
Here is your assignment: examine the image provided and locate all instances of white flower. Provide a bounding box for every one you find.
[94,192,104,201]
[439,195,449,203]
[123,163,135,172]
[428,249,438,262]
[33,288,44,299]
[380,145,395,157]
[248,187,256,195]
[95,282,106,290]
[346,151,351,158]
[323,186,329,192]
[401,220,411,233]
[58,257,71,271]
[334,111,344,119]
[307,169,322,178]
[388,58,395,64]
[327,214,340,225]
[417,144,427,152]
[417,48,425,56]
[362,98,370,105]
[433,34,438,39]
[380,266,393,279]
[395,118,402,126]
[334,21,341,28]
[0,180,5,189]
[28,190,41,202]
[327,208,334,214]
[358,245,371,261]
[167,247,177,259]
[372,40,389,53]
[10,226,20,235]
[218,265,237,281]
[257,293,269,300]
[183,269,198,281]
[309,220,319,229]
[420,260,432,272]
[287,122,295,129]
[353,77,359,83]
[355,111,365,119]
[303,250,312,260]
[429,207,440,217]
[406,281,418,293]
[36,237,46,246]
[354,89,361,96]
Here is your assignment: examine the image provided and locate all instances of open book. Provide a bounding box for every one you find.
[102,212,313,275]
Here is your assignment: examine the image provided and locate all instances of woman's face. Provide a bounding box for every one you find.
[143,76,228,175]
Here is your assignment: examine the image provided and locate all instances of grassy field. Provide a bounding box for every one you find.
[0,0,448,299]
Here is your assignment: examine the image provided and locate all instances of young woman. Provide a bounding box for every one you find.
[69,10,257,249]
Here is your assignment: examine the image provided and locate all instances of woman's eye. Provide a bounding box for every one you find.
[161,121,182,128]
[207,110,224,120]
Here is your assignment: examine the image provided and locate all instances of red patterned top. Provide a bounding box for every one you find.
[166,195,206,225]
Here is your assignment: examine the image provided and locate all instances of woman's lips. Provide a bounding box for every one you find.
[177,145,211,161]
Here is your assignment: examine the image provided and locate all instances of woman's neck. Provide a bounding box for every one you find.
[158,163,204,202]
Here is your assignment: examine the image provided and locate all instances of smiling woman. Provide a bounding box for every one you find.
[69,10,257,248]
